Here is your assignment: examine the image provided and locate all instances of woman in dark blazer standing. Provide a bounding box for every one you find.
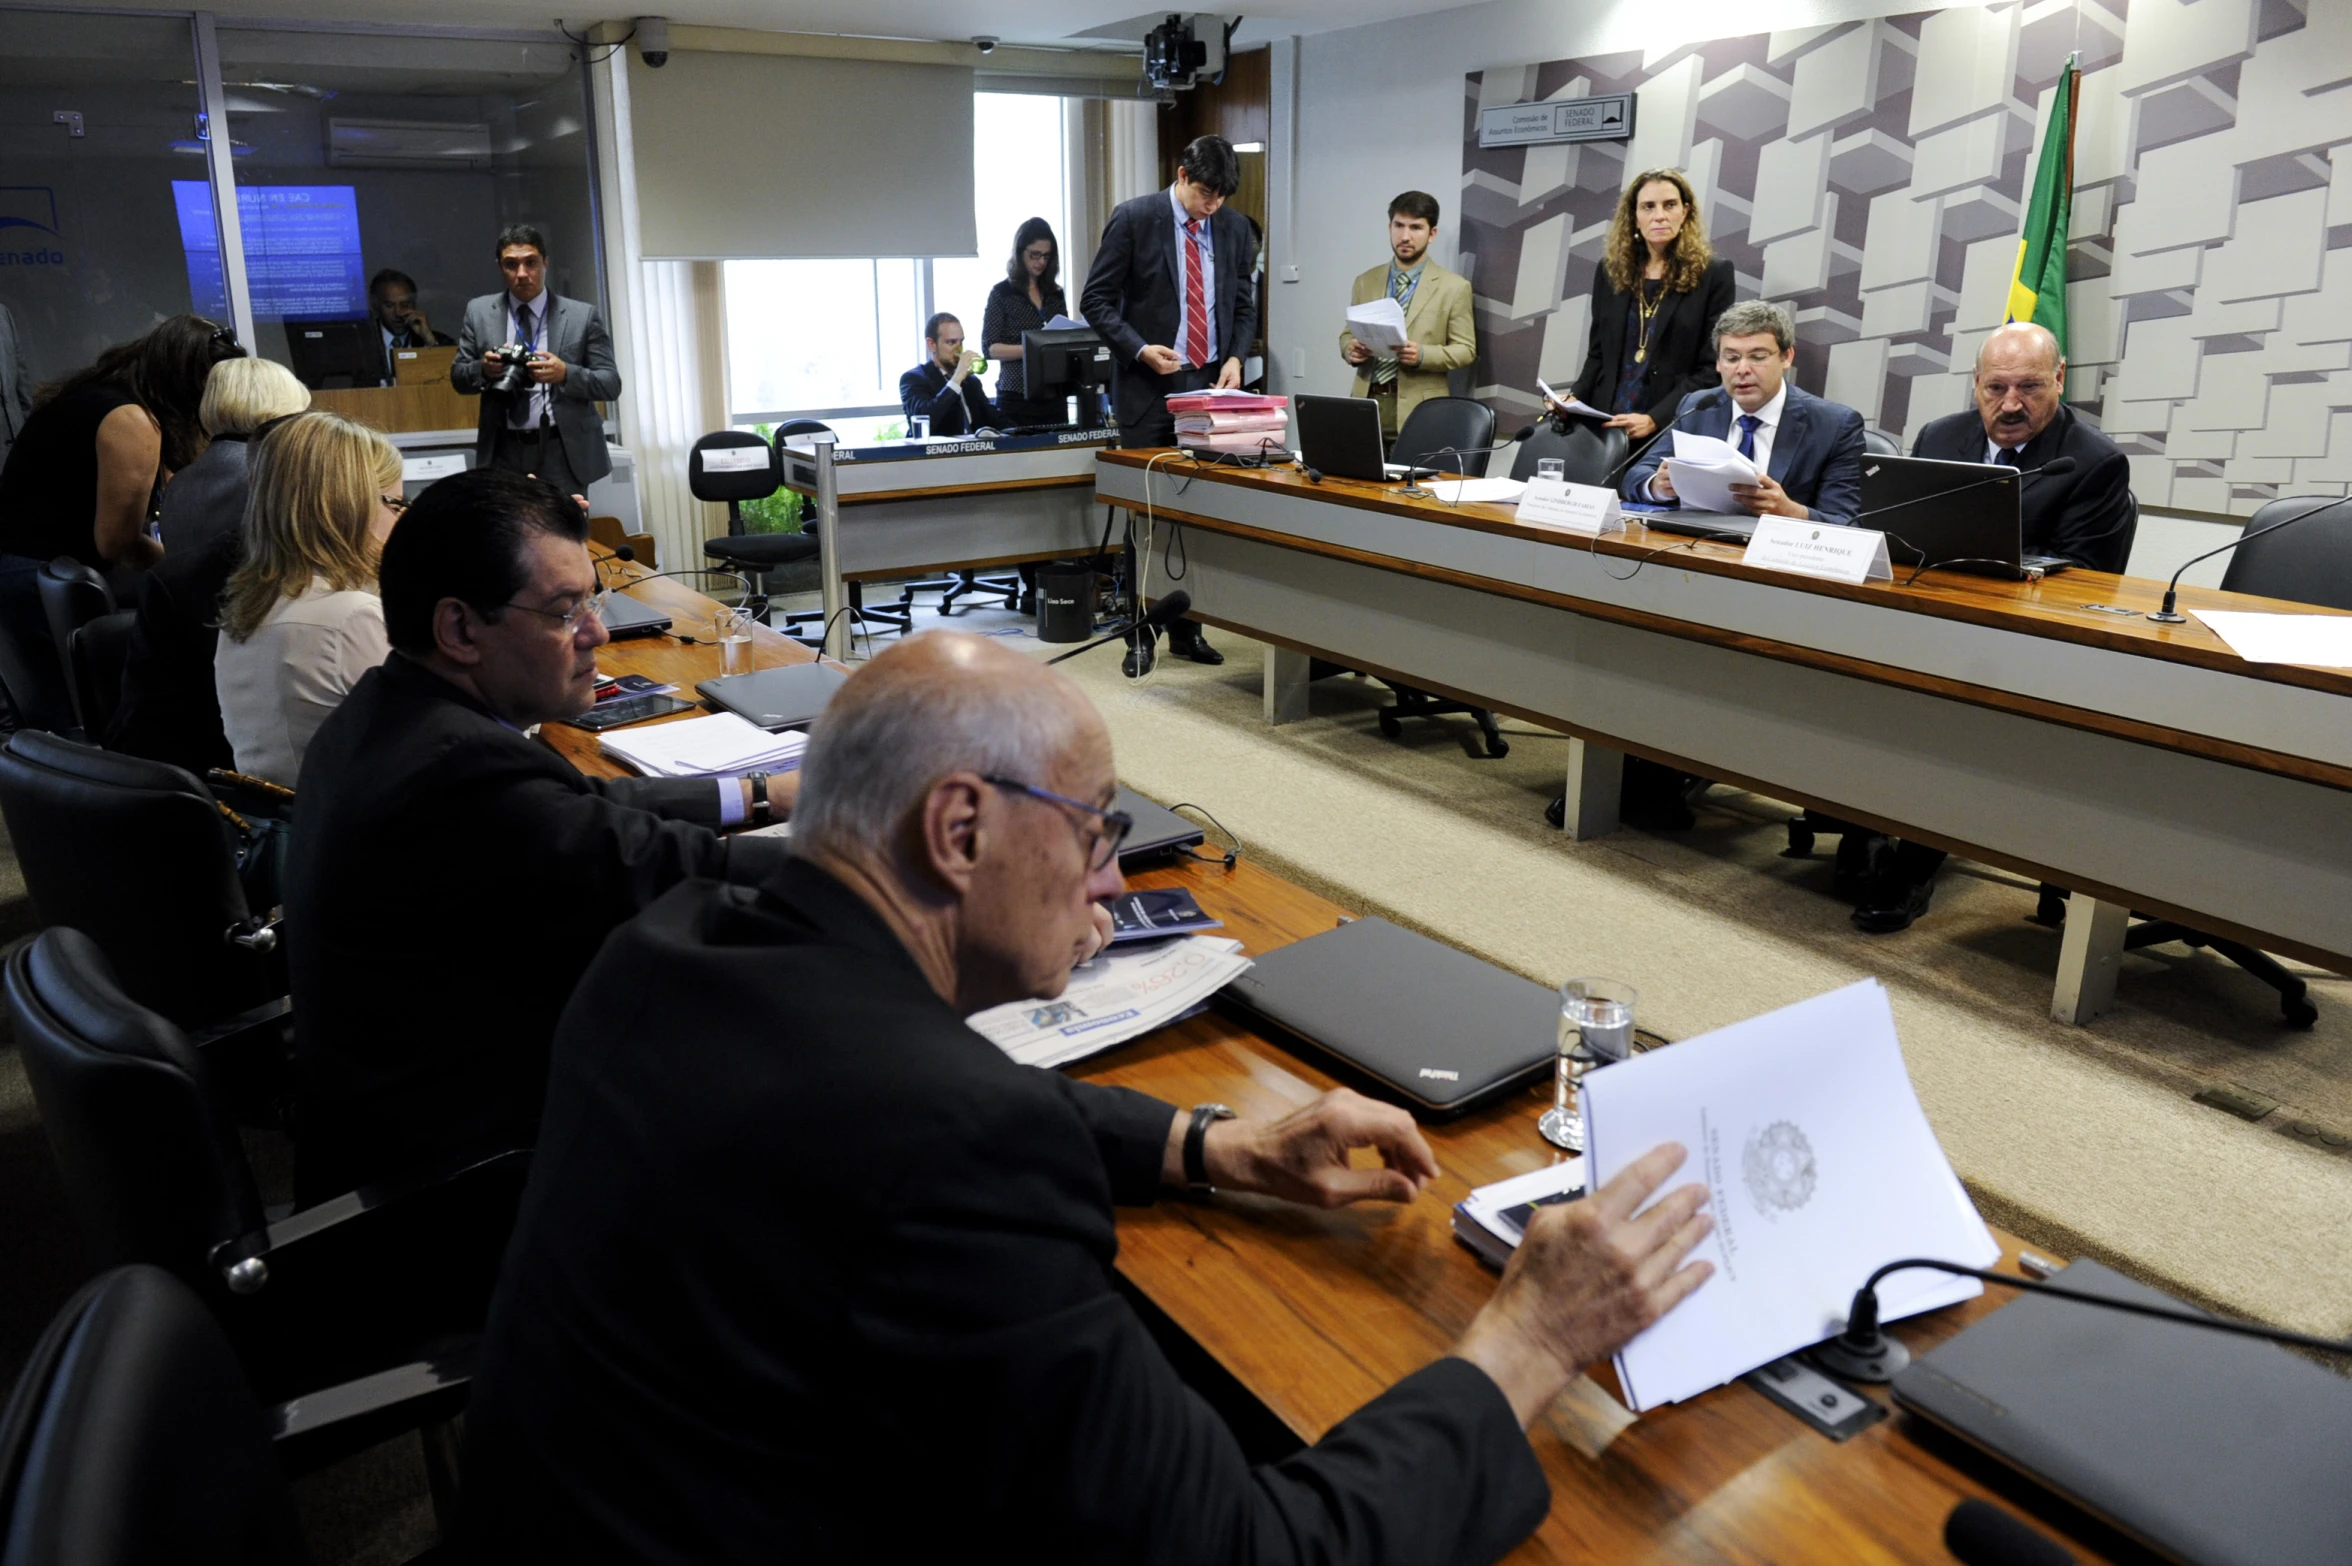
[981,217,1071,427]
[1560,168,1735,444]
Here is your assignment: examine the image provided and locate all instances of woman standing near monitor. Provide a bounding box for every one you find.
[1558,168,1735,444]
[982,217,1072,427]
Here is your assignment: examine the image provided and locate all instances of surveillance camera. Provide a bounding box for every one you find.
[636,16,669,68]
[972,35,998,55]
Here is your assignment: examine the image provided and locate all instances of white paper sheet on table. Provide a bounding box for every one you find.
[1578,978,1998,1413]
[2191,609,2352,668]
[966,936,1251,1070]
[1429,477,1527,505]
[1345,297,1410,353]
[599,712,808,778]
[1664,429,1762,516]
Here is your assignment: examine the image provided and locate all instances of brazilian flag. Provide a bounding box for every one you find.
[2006,57,2080,355]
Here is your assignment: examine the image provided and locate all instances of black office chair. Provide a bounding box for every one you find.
[5,928,528,1399]
[1861,427,1902,457]
[1509,420,1629,485]
[1379,397,1509,755]
[0,1264,471,1563]
[690,430,820,630]
[33,557,113,737]
[66,608,134,740]
[0,730,281,1035]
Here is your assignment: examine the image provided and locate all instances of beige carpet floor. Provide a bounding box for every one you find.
[1033,628,2352,1339]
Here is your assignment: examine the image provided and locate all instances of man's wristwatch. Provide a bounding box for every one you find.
[748,771,771,821]
[1185,1102,1236,1192]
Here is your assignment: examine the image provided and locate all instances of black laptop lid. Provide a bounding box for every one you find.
[1221,917,1556,1116]
[1295,395,1392,483]
[695,662,850,731]
[1893,1259,2352,1565]
[1859,453,2024,577]
[1113,787,1206,864]
[599,592,673,638]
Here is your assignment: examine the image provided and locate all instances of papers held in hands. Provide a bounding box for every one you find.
[968,935,1252,1070]
[599,711,809,777]
[1578,978,1999,1412]
[1344,297,1409,353]
[1662,429,1762,516]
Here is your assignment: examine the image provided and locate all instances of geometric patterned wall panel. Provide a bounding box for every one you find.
[1461,0,2352,516]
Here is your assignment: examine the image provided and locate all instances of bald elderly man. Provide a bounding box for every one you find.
[1852,323,2138,934]
[464,631,1716,1564]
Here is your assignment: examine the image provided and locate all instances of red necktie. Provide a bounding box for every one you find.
[1182,219,1210,370]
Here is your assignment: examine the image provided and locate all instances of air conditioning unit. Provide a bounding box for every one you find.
[326,118,493,170]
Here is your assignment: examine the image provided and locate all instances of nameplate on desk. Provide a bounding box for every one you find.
[401,453,466,482]
[1742,517,1891,583]
[1515,478,1623,535]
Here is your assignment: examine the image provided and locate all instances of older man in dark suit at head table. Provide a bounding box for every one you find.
[461,629,1719,1565]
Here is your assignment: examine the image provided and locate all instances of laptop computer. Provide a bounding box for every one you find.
[1220,916,1558,1117]
[1294,395,1422,483]
[1858,453,2073,579]
[1893,1258,2352,1565]
[696,662,850,731]
[1113,787,1207,864]
[1638,506,1762,543]
[598,592,673,638]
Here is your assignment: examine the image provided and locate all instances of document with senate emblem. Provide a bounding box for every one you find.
[1578,979,1998,1411]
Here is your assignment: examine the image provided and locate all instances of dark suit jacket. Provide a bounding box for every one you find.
[897,361,997,436]
[155,434,249,557]
[1570,257,1735,428]
[1623,382,1866,524]
[452,292,623,484]
[1080,191,1261,431]
[1909,403,2136,572]
[281,653,790,1202]
[464,860,1549,1565]
[103,527,239,775]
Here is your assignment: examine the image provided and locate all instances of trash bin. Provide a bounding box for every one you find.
[1037,562,1096,643]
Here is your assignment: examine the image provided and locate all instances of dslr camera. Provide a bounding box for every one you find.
[487,343,536,397]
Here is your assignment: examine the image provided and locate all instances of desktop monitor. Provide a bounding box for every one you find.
[1020,326,1113,427]
[285,318,383,390]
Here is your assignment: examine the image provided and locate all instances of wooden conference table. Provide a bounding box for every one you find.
[1096,449,2352,1024]
[553,554,2121,1564]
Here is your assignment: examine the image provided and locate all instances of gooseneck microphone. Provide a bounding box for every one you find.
[1599,403,1690,493]
[1945,1500,2075,1566]
[2145,495,2350,623]
[1399,425,1540,493]
[1046,589,1193,664]
[1806,1256,2351,1385]
[1847,456,2077,528]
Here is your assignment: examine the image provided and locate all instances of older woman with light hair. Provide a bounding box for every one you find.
[159,356,311,555]
[214,410,403,787]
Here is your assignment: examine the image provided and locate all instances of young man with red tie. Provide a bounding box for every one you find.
[1080,134,1260,671]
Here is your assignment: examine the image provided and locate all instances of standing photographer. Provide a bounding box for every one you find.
[452,224,621,497]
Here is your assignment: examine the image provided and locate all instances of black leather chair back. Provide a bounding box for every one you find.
[0,731,270,1027]
[688,431,782,539]
[4,930,266,1289]
[0,1265,303,1566]
[771,418,833,442]
[66,610,134,740]
[1390,397,1498,477]
[2217,497,2352,611]
[1509,420,1629,485]
[35,559,113,675]
[1861,427,1902,457]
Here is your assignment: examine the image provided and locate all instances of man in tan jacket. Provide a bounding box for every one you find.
[1339,191,1478,437]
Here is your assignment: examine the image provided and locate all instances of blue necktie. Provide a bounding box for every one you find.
[1736,413,1761,462]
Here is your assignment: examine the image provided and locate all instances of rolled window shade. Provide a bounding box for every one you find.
[629,51,976,260]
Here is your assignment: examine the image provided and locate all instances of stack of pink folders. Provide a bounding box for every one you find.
[1169,393,1291,455]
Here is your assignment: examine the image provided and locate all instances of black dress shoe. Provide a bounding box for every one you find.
[1852,876,1934,934]
[1122,642,1155,677]
[1832,830,1893,900]
[1167,624,1223,665]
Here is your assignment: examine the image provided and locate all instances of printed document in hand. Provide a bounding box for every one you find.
[967,936,1252,1070]
[599,712,808,778]
[1665,429,1762,517]
[1578,978,1997,1412]
[1345,297,1410,353]
[2192,609,2352,668]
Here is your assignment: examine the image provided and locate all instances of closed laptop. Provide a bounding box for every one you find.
[695,662,850,731]
[1220,916,1557,1116]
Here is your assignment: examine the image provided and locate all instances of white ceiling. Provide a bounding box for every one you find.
[198,1,1492,51]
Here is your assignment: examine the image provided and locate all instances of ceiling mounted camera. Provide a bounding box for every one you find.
[1143,13,1236,92]
[973,36,998,55]
[636,16,669,68]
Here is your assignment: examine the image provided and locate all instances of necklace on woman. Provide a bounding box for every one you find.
[1633,278,1665,364]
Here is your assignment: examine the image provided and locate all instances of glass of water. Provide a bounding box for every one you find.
[1538,977,1638,1152]
[1537,457,1566,484]
[908,414,931,440]
[712,607,754,676]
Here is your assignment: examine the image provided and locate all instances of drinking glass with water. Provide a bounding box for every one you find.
[1538,977,1637,1152]
[712,607,754,676]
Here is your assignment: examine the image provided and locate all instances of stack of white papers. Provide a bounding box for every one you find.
[1429,477,1527,505]
[1664,429,1762,516]
[599,711,808,778]
[2191,609,2352,668]
[1345,297,1409,353]
[1579,979,1998,1412]
[967,935,1252,1069]
[1451,1158,1585,1269]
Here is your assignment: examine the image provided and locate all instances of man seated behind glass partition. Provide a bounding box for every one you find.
[368,267,455,385]
[898,310,998,438]
[463,628,1717,1564]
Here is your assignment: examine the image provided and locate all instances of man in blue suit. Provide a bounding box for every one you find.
[1623,299,1863,525]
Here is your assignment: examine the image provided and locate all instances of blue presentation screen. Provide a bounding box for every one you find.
[173,182,368,320]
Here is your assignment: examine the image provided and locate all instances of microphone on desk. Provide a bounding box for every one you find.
[1599,403,1691,494]
[1804,1256,2352,1385]
[1945,1500,2075,1566]
[2144,495,2352,622]
[1399,425,1540,487]
[595,547,752,604]
[1045,589,1194,664]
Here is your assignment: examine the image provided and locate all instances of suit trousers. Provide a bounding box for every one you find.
[491,423,582,501]
[1116,365,1215,449]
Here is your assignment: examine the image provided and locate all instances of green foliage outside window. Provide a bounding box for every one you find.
[735,422,804,534]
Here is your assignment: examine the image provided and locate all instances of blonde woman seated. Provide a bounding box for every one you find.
[159,356,311,555]
[215,411,404,788]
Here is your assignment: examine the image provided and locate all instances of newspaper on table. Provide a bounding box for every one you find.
[1344,297,1410,353]
[599,712,808,778]
[1579,978,1998,1413]
[968,935,1251,1070]
[1663,428,1763,516]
